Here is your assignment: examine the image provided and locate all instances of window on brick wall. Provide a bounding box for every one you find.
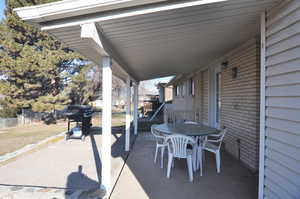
[189,78,195,96]
[174,85,179,97]
[180,83,185,97]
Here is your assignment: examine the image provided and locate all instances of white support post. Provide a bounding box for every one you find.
[125,77,131,151]
[133,83,139,135]
[101,56,112,195]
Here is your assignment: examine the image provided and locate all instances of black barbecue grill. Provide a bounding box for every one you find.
[64,105,93,140]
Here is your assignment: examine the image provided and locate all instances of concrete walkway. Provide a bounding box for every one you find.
[110,133,258,199]
[0,126,131,199]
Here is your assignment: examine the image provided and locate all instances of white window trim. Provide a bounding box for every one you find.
[180,83,185,98]
[189,78,195,96]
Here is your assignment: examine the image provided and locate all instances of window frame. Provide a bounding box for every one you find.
[180,83,185,97]
[189,78,195,96]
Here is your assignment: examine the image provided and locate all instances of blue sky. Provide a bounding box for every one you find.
[0,0,5,20]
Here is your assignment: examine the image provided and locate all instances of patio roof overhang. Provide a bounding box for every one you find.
[14,0,279,82]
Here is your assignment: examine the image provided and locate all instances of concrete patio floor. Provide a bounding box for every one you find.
[0,126,132,198]
[0,128,258,199]
[110,133,258,199]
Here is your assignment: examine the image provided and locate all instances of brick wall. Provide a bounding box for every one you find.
[193,72,203,122]
[169,38,260,171]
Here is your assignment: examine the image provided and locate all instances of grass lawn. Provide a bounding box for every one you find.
[0,113,126,156]
[0,121,68,156]
[92,112,125,127]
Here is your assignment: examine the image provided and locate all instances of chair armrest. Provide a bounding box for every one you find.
[206,139,219,143]
[208,133,221,137]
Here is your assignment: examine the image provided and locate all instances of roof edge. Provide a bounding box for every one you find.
[14,0,168,23]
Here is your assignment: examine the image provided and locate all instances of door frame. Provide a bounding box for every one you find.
[208,64,221,129]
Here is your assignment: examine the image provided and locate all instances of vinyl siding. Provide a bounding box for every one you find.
[193,72,203,122]
[220,39,260,171]
[170,38,261,171]
[263,0,300,198]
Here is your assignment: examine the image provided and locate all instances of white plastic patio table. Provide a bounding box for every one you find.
[153,123,220,137]
[154,123,220,173]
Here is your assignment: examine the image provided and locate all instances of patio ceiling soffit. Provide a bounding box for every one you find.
[14,0,228,82]
[14,0,268,82]
[80,22,137,82]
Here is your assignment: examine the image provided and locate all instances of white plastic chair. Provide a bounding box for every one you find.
[166,134,196,182]
[151,125,168,168]
[183,120,200,172]
[201,128,227,173]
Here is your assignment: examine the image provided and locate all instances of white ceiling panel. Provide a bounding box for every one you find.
[19,0,281,81]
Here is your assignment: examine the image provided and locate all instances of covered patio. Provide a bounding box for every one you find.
[110,133,257,199]
[14,0,300,199]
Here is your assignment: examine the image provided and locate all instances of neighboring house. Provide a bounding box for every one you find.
[156,83,173,103]
[91,85,126,108]
[15,0,300,198]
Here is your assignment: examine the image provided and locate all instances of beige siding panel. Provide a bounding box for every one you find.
[266,136,300,161]
[265,168,300,199]
[266,47,300,66]
[264,177,292,199]
[170,38,261,171]
[266,71,300,86]
[267,0,300,27]
[264,187,281,199]
[194,72,203,122]
[264,0,300,197]
[267,21,300,46]
[266,58,300,76]
[266,6,300,37]
[220,38,260,171]
[202,70,209,125]
[267,127,300,148]
[265,157,300,192]
[266,96,300,109]
[266,107,300,122]
[266,33,300,57]
[266,84,300,97]
[266,117,300,135]
[170,72,202,122]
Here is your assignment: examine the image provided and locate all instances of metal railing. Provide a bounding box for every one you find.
[164,104,200,123]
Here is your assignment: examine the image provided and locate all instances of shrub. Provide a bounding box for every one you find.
[0,107,18,118]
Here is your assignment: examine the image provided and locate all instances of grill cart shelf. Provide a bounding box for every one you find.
[64,105,93,141]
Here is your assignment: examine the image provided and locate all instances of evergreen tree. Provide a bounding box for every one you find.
[0,0,86,113]
[68,64,100,105]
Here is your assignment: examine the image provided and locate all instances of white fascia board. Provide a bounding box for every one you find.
[14,0,169,23]
[39,0,227,31]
